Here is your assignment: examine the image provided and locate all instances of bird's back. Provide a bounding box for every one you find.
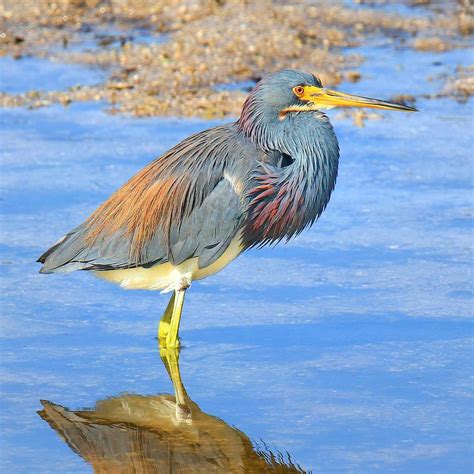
[38,123,259,278]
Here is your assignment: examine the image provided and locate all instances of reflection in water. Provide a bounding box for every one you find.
[38,348,307,473]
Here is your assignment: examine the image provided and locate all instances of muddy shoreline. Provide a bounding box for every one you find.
[0,0,472,118]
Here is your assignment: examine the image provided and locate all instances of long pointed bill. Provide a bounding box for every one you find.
[301,86,417,112]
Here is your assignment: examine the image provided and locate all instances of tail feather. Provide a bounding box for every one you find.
[37,225,147,273]
[37,226,93,274]
[37,235,67,265]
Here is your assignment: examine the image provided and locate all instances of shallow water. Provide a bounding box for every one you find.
[0,56,106,95]
[1,30,473,474]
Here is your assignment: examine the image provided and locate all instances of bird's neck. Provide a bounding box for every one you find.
[239,111,340,246]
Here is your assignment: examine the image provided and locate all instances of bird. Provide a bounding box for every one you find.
[38,69,416,348]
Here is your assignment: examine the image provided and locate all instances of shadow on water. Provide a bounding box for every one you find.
[38,348,307,474]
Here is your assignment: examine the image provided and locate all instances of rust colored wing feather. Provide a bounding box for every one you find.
[38,124,257,273]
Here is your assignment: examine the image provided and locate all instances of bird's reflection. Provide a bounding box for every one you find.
[38,348,307,473]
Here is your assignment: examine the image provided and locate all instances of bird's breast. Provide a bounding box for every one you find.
[243,152,338,247]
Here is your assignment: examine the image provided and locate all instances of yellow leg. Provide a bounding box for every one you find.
[165,289,186,349]
[158,291,175,341]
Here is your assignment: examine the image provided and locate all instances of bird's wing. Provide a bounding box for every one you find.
[168,176,244,268]
[38,125,252,273]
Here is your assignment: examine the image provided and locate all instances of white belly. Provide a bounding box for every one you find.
[95,235,243,292]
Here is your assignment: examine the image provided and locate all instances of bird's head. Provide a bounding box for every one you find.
[239,69,416,132]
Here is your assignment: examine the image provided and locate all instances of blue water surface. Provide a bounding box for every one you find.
[0,32,473,474]
[0,56,106,94]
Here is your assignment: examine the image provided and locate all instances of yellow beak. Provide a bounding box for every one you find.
[300,85,417,112]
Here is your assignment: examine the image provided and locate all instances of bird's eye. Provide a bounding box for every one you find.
[293,86,305,97]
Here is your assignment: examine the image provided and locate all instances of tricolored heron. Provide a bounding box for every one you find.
[38,69,416,348]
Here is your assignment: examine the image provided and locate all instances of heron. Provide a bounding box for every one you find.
[38,69,416,348]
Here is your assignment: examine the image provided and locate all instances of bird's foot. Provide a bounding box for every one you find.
[162,335,181,349]
[158,319,170,341]
[158,322,181,349]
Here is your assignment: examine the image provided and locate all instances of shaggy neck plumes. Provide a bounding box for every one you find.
[238,91,340,247]
[238,87,340,172]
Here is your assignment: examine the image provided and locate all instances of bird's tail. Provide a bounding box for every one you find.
[37,225,93,274]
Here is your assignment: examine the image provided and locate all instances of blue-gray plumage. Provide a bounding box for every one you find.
[37,69,416,347]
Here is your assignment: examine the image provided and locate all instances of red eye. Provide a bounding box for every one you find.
[294,86,305,97]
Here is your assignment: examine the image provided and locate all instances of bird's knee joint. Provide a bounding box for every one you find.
[176,273,191,291]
